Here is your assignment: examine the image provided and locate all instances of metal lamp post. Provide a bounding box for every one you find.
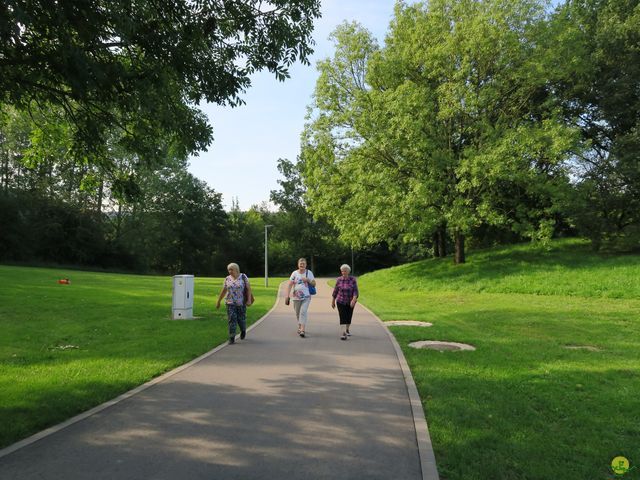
[264,224,273,287]
[351,246,355,275]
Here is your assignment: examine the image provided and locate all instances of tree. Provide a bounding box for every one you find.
[271,157,355,273]
[223,201,265,276]
[553,0,640,250]
[110,158,228,274]
[302,2,578,263]
[0,106,31,192]
[1,0,321,164]
[0,105,230,272]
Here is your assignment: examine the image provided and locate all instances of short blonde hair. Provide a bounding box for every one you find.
[297,257,307,264]
[227,262,240,273]
[340,264,351,273]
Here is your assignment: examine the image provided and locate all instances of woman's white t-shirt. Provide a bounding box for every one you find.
[290,269,315,300]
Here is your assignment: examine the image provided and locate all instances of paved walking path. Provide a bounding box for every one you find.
[0,280,439,479]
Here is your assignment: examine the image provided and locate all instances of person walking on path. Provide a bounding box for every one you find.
[331,264,359,340]
[285,257,316,338]
[216,262,253,344]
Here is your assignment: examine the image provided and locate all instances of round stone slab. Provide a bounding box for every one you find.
[409,341,476,351]
[386,321,433,327]
[564,345,601,352]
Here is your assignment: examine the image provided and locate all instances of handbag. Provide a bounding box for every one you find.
[306,270,317,295]
[242,274,255,306]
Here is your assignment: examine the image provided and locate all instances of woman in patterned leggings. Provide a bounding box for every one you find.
[216,262,253,344]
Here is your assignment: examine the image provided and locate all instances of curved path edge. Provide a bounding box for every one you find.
[358,302,440,480]
[0,283,284,460]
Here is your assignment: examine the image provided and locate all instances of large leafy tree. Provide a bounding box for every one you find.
[553,0,640,250]
[1,0,321,164]
[302,1,578,263]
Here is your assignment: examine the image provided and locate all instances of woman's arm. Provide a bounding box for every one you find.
[307,271,316,286]
[216,286,227,309]
[350,278,359,307]
[244,276,253,306]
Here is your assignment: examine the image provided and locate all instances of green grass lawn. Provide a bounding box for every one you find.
[358,238,640,480]
[0,266,282,449]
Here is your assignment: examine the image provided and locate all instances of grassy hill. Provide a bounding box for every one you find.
[358,238,640,480]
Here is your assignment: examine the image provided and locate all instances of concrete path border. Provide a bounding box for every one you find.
[358,303,440,480]
[0,286,280,460]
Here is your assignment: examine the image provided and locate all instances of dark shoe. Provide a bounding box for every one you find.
[228,337,235,344]
[341,334,347,341]
[240,330,246,340]
[299,331,305,338]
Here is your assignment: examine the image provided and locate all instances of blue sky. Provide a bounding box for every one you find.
[187,0,399,210]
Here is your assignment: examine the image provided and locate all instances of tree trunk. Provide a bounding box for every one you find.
[454,233,465,264]
[115,202,122,240]
[438,225,447,257]
[433,225,447,258]
[1,149,8,192]
[96,179,104,215]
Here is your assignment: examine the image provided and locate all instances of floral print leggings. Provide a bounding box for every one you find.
[226,304,246,337]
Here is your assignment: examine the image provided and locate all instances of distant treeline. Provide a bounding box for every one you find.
[0,152,406,276]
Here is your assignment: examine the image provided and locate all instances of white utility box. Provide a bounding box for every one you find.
[172,275,194,319]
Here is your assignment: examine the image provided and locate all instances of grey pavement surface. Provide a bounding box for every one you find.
[0,279,438,480]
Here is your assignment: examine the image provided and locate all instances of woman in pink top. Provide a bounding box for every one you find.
[331,264,359,340]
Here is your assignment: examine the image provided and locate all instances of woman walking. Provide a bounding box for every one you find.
[216,262,253,344]
[285,257,316,338]
[331,264,359,340]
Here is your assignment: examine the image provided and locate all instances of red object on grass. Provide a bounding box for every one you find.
[58,279,70,284]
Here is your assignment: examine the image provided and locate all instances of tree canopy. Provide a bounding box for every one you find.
[553,0,640,250]
[302,0,579,263]
[1,0,321,163]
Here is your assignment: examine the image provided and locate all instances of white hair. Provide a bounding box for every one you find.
[340,264,351,273]
[227,262,240,273]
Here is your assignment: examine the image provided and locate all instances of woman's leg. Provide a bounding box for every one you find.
[337,303,350,339]
[292,299,302,331]
[298,297,311,333]
[238,305,247,339]
[345,304,354,335]
[226,304,239,343]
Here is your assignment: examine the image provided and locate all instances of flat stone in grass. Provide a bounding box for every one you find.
[409,340,476,351]
[386,321,433,327]
[564,345,601,352]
